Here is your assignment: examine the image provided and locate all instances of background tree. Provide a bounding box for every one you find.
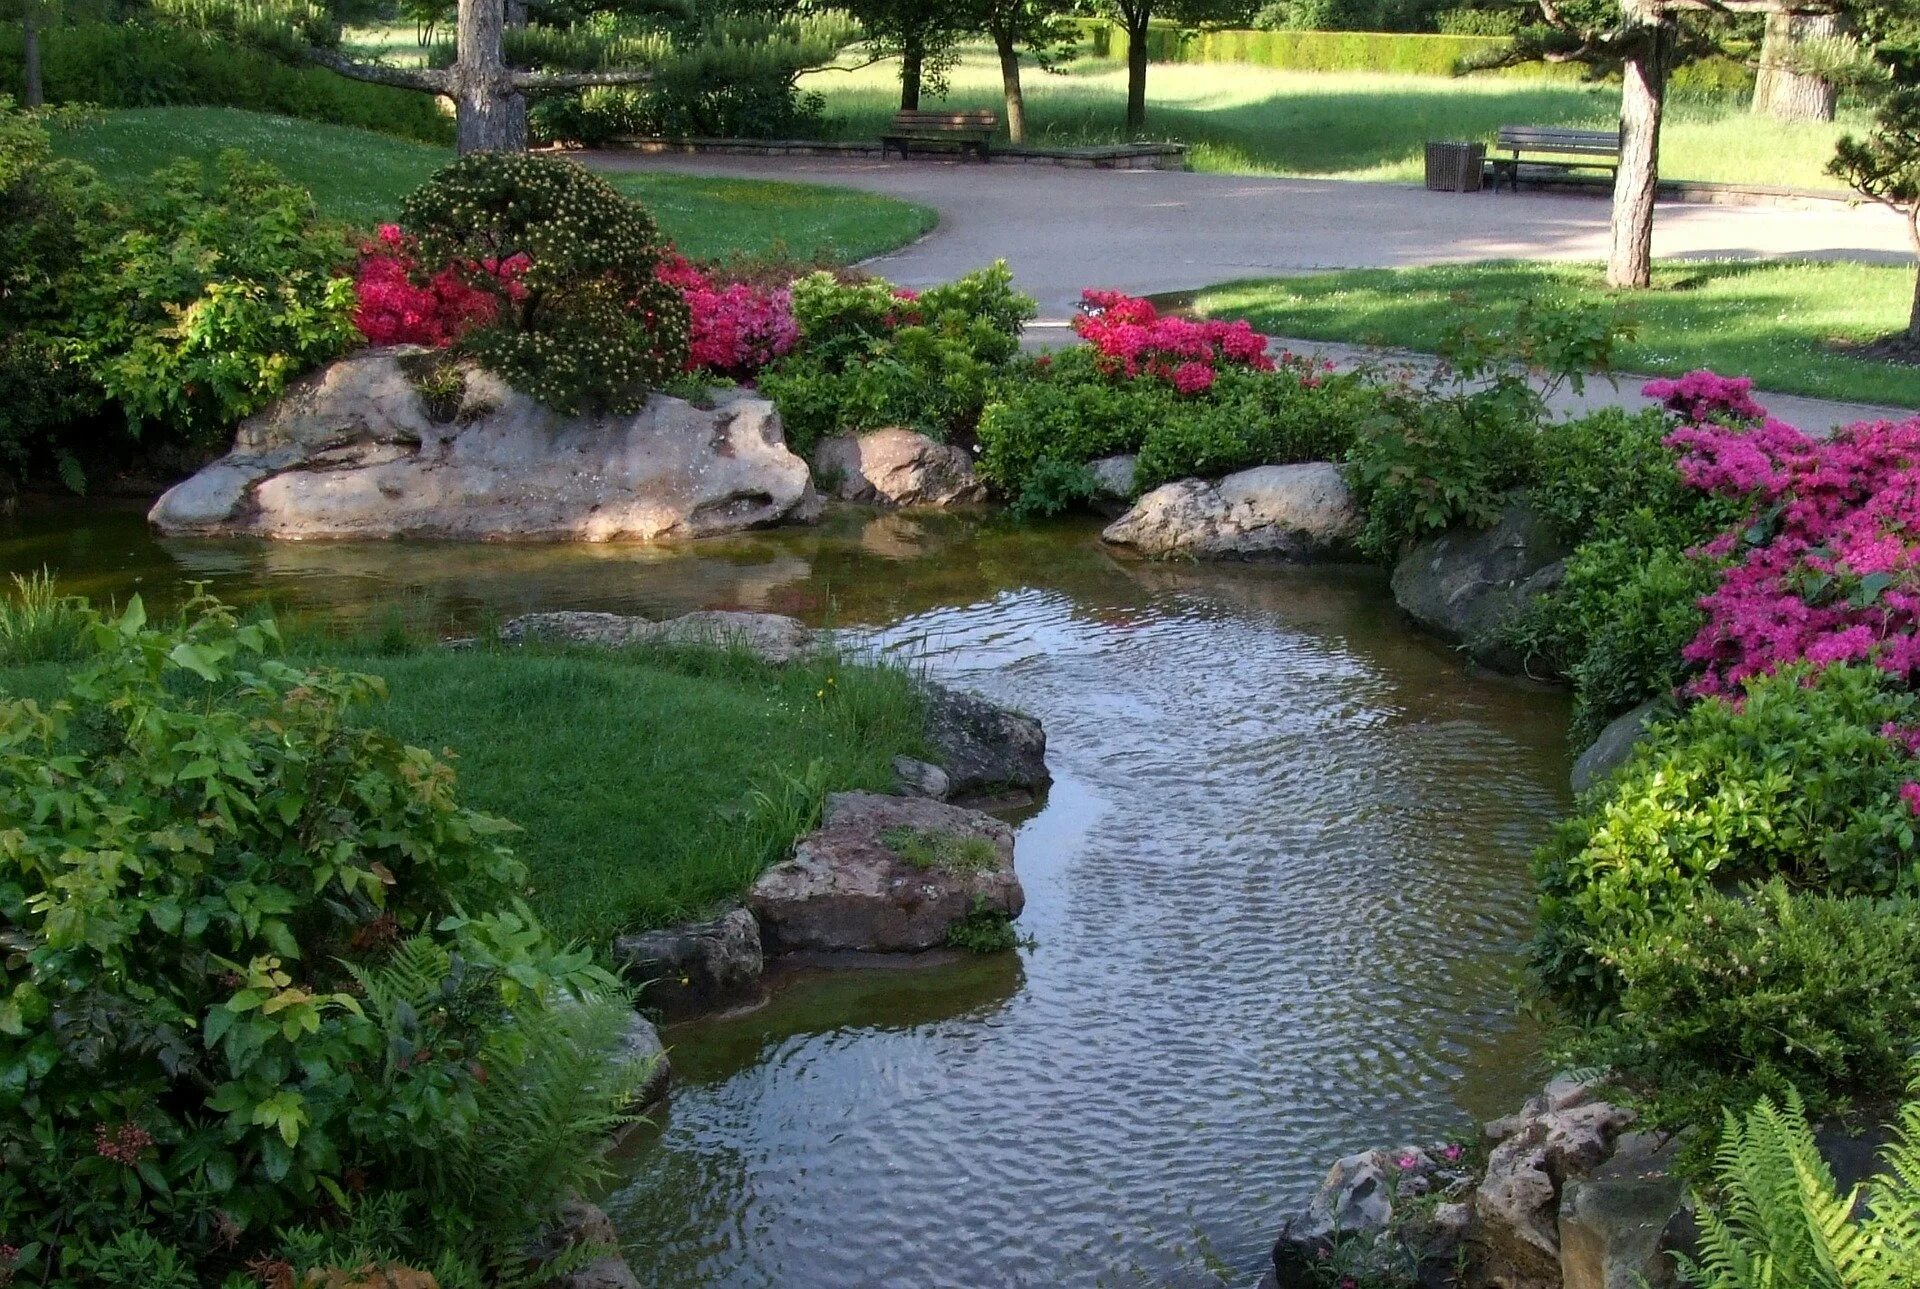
[1098,0,1250,133]
[977,0,1076,143]
[843,0,972,109]
[1832,85,1920,349]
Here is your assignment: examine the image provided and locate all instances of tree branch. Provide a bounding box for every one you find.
[306,47,451,93]
[510,67,656,90]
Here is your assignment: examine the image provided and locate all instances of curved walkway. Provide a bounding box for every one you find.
[586,151,1917,429]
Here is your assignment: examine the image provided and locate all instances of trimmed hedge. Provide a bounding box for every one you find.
[0,22,452,143]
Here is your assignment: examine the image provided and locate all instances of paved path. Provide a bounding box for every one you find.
[588,152,1917,429]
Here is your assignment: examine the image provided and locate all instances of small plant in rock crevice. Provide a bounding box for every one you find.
[945,898,1031,954]
[882,826,1000,875]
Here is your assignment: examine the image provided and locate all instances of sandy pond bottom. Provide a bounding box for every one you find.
[4,502,1572,1288]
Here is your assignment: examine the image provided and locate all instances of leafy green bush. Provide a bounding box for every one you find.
[757,263,1034,455]
[65,148,358,448]
[1593,882,1920,1125]
[0,595,648,1283]
[1533,664,1920,1012]
[1531,405,1736,549]
[403,153,689,415]
[0,23,452,143]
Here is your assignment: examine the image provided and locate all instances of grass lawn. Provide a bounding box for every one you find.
[51,106,937,263]
[1190,260,1920,408]
[805,48,1856,190]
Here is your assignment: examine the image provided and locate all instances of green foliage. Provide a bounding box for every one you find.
[1109,21,1567,77]
[1590,883,1920,1129]
[946,898,1030,954]
[402,153,689,416]
[0,22,451,142]
[883,827,1000,874]
[1006,458,1106,520]
[1530,406,1728,546]
[0,595,644,1281]
[1532,664,1920,1014]
[1680,1071,1920,1288]
[0,570,97,666]
[758,263,1034,455]
[66,148,358,447]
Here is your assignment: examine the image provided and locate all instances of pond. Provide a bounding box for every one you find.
[2,499,1571,1288]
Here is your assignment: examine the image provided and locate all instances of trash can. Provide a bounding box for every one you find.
[1424,141,1487,193]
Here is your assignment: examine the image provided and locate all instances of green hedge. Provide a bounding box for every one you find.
[0,22,452,143]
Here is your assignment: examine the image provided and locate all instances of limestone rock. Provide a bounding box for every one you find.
[1089,454,1139,500]
[499,610,815,664]
[539,1199,641,1289]
[613,908,763,1019]
[1391,500,1569,675]
[1571,700,1665,795]
[1559,1132,1686,1289]
[150,348,814,542]
[1471,1093,1637,1289]
[1101,463,1361,561]
[813,428,987,508]
[615,1011,671,1112]
[921,682,1050,799]
[1273,1145,1471,1287]
[891,755,952,800]
[749,791,1023,953]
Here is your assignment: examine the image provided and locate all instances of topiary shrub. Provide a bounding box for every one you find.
[401,153,690,415]
[0,595,649,1284]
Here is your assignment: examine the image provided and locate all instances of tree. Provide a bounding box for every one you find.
[978,0,1076,143]
[1752,8,1848,121]
[843,0,972,110]
[1099,0,1245,134]
[1832,85,1920,348]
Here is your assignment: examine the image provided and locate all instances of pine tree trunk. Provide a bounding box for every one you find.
[901,35,923,111]
[995,27,1026,145]
[22,1,44,109]
[1907,205,1920,347]
[452,0,524,153]
[1753,10,1841,124]
[1125,15,1150,134]
[1607,12,1669,290]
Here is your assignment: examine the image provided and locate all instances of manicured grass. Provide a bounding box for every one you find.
[1190,260,1920,408]
[50,106,937,262]
[805,49,1858,190]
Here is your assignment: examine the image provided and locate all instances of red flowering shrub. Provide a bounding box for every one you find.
[1072,289,1274,391]
[655,253,798,379]
[352,224,514,348]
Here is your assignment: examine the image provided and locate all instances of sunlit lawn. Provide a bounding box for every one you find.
[1192,260,1920,407]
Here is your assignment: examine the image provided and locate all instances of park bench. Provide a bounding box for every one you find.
[1490,126,1623,192]
[881,110,998,163]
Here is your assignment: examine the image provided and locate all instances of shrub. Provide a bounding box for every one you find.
[0,23,452,143]
[1532,663,1920,1012]
[532,79,825,148]
[1594,882,1920,1124]
[0,596,648,1284]
[401,153,689,415]
[65,149,359,449]
[1531,405,1738,548]
[352,224,507,349]
[756,262,1034,455]
[1072,288,1275,391]
[655,253,798,379]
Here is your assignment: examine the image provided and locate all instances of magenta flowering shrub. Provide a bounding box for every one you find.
[1668,411,1920,697]
[1073,289,1276,393]
[352,224,515,348]
[655,254,798,379]
[1643,369,1767,426]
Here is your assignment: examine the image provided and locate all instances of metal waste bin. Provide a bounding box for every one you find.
[1424,141,1487,193]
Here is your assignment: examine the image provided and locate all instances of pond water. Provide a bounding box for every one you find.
[3,500,1571,1289]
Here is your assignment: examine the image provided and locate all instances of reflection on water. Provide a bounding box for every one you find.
[3,500,1570,1289]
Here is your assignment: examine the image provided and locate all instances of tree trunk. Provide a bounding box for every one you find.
[22,1,43,109]
[901,34,923,111]
[452,0,524,153]
[1753,10,1841,124]
[1607,11,1669,290]
[994,26,1026,145]
[1125,14,1150,135]
[1907,206,1920,346]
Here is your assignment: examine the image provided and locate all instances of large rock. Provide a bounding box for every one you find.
[1570,700,1664,795]
[1558,1133,1685,1289]
[1391,500,1569,675]
[615,1011,671,1112]
[749,791,1023,953]
[150,348,816,541]
[538,1199,641,1289]
[921,682,1050,799]
[499,610,815,664]
[1100,463,1361,561]
[1272,1145,1473,1287]
[813,428,988,508]
[613,908,763,1019]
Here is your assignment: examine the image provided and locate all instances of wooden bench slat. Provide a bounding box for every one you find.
[881,110,997,162]
[1489,123,1620,192]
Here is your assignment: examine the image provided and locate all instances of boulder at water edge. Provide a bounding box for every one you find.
[921,682,1050,799]
[613,907,764,1019]
[813,428,988,508]
[1100,463,1361,561]
[1390,500,1568,675]
[749,791,1023,953]
[500,609,816,664]
[149,348,816,541]
[1570,700,1664,795]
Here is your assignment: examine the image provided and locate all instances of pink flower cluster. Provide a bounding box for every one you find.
[1643,369,1767,426]
[1073,289,1275,395]
[351,225,519,348]
[655,254,798,379]
[1667,392,1920,697]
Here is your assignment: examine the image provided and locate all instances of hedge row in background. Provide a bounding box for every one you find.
[1079,21,1754,94]
[0,22,452,143]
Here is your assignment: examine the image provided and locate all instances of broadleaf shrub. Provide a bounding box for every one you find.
[0,596,648,1283]
[400,153,689,415]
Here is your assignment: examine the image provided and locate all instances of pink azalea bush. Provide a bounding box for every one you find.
[1643,369,1767,427]
[1073,289,1276,392]
[351,225,508,347]
[654,254,798,378]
